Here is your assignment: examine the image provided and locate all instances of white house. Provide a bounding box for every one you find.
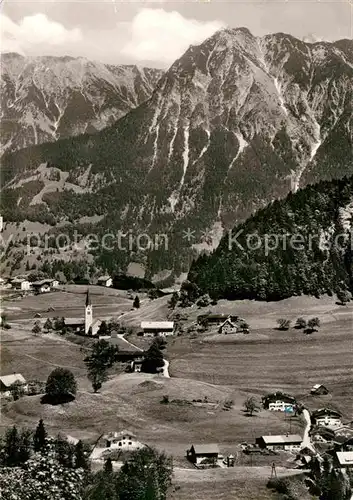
[11,278,31,291]
[312,408,342,429]
[0,373,27,397]
[104,430,143,451]
[256,434,302,451]
[141,321,175,337]
[268,400,295,412]
[97,276,112,287]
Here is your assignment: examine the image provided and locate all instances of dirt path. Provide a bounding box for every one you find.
[117,334,143,352]
[301,409,316,454]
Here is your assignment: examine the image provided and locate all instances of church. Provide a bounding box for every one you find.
[64,289,101,335]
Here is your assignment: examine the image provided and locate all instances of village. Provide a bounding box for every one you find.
[1,278,353,498]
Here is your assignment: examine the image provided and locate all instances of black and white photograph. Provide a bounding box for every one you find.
[0,0,352,498]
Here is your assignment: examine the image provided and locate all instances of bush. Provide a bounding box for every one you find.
[295,317,306,329]
[276,318,291,330]
[160,395,169,404]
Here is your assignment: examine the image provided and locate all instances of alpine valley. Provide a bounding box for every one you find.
[1,27,353,282]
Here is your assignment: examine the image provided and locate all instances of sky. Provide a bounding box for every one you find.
[1,0,352,68]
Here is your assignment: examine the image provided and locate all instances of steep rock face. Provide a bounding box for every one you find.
[0,52,163,153]
[1,29,352,277]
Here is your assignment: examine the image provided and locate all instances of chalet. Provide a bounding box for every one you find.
[335,451,353,469]
[31,279,53,293]
[141,321,175,337]
[256,434,302,451]
[187,444,220,464]
[262,392,296,410]
[197,313,238,326]
[130,358,144,372]
[11,277,31,291]
[97,276,112,287]
[310,384,329,396]
[218,318,237,334]
[268,400,295,413]
[0,373,27,396]
[311,408,342,429]
[104,430,143,451]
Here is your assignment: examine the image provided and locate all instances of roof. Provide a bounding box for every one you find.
[11,277,29,284]
[336,452,353,466]
[105,430,136,440]
[311,384,328,391]
[64,317,85,326]
[58,433,79,445]
[260,434,302,445]
[312,408,342,418]
[141,321,174,330]
[192,444,220,455]
[159,287,179,294]
[0,373,26,387]
[219,318,236,328]
[98,276,111,281]
[31,279,53,286]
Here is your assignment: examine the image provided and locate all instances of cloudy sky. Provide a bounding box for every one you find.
[1,0,352,67]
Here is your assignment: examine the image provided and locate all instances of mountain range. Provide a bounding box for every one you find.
[1,28,352,281]
[0,52,163,154]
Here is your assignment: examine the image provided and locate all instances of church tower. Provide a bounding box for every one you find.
[85,289,93,335]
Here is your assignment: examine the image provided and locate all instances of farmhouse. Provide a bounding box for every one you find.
[104,430,143,451]
[335,451,353,469]
[310,384,329,395]
[11,277,31,291]
[311,408,342,428]
[187,444,220,465]
[262,392,296,410]
[140,321,175,337]
[0,373,27,396]
[256,434,302,451]
[218,318,237,334]
[97,276,112,287]
[31,279,55,294]
[130,358,144,372]
[197,313,238,326]
[268,400,295,413]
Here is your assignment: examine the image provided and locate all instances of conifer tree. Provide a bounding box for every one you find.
[33,419,47,452]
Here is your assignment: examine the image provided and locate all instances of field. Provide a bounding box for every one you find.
[1,287,352,499]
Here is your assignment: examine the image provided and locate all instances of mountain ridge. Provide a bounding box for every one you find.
[1,28,352,279]
[1,52,164,154]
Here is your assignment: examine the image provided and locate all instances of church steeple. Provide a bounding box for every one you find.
[85,288,91,307]
[85,288,93,335]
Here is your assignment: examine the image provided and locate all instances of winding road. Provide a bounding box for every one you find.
[301,408,316,453]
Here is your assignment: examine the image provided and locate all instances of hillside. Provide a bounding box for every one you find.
[189,176,353,300]
[0,52,163,154]
[1,29,352,279]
